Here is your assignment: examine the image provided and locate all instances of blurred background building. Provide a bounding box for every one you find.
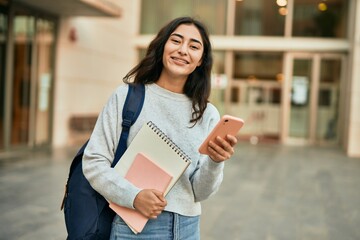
[0,0,359,157]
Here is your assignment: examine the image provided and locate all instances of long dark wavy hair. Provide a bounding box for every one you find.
[123,17,213,125]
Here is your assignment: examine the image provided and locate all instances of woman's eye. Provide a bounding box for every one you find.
[190,45,199,50]
[171,39,181,44]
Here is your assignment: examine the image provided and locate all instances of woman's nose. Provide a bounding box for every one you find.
[178,44,188,55]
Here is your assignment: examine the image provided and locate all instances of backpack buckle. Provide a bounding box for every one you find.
[122,111,134,129]
[121,118,132,129]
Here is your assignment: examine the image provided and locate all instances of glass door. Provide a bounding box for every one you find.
[316,57,342,144]
[10,10,55,148]
[289,57,314,141]
[11,13,35,146]
[33,18,55,146]
[286,53,343,144]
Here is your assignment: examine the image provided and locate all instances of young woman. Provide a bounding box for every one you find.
[83,17,238,239]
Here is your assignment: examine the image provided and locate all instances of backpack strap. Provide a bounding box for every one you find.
[112,83,145,167]
[69,84,145,176]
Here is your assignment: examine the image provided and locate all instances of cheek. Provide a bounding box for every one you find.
[162,52,166,65]
[195,54,203,67]
[163,45,171,63]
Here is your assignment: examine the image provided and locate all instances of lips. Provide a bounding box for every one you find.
[171,56,189,64]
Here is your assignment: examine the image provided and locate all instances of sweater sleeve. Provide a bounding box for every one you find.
[191,156,224,202]
[82,86,141,209]
[190,108,225,202]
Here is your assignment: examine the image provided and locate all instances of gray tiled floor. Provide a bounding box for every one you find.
[0,143,359,240]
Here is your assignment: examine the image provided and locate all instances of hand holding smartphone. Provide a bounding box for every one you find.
[198,115,244,155]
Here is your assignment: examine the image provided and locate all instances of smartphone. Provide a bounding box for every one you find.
[198,115,244,155]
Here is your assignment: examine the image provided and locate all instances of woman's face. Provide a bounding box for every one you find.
[162,24,204,80]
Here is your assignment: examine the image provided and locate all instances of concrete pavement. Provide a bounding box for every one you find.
[0,143,359,240]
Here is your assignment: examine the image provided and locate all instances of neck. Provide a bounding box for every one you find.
[157,73,187,93]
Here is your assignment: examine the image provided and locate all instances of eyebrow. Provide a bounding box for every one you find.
[170,33,203,46]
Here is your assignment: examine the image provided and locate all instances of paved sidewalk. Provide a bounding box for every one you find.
[0,143,359,240]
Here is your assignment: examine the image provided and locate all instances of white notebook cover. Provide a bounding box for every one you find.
[114,121,191,195]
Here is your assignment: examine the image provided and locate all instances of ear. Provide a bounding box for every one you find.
[197,58,202,67]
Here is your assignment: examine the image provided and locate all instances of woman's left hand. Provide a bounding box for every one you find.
[207,134,238,163]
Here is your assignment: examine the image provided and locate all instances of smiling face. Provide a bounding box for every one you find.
[161,24,204,82]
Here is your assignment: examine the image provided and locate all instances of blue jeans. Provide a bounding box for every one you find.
[110,211,200,240]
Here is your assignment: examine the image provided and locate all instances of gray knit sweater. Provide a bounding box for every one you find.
[83,83,223,216]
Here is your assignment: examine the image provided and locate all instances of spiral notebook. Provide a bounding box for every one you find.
[114,121,191,195]
[112,121,191,233]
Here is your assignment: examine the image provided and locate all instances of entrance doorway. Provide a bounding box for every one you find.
[10,13,56,148]
[284,53,344,145]
[0,7,57,151]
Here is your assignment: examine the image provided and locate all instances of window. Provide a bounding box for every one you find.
[229,52,283,140]
[233,52,283,80]
[292,0,348,38]
[140,0,227,35]
[234,0,285,36]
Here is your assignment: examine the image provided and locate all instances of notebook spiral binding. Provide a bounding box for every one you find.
[147,121,191,163]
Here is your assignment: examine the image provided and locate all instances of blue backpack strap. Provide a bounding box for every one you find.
[66,83,144,179]
[112,83,145,167]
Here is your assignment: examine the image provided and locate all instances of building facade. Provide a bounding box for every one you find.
[0,0,359,157]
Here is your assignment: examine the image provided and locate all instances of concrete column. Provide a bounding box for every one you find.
[345,0,360,157]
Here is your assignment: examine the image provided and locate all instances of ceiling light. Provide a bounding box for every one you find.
[318,3,327,11]
[279,7,288,15]
[276,0,287,7]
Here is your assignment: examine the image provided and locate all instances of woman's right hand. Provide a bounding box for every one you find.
[133,189,167,219]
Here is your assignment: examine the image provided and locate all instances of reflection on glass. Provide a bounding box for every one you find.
[233,52,283,80]
[317,59,340,142]
[230,86,240,103]
[0,13,7,149]
[270,87,281,104]
[34,18,55,145]
[11,15,34,146]
[290,59,312,138]
[140,0,227,35]
[235,0,285,36]
[14,15,35,38]
[292,0,348,38]
[212,51,225,74]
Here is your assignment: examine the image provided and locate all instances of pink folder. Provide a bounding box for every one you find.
[109,152,173,234]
